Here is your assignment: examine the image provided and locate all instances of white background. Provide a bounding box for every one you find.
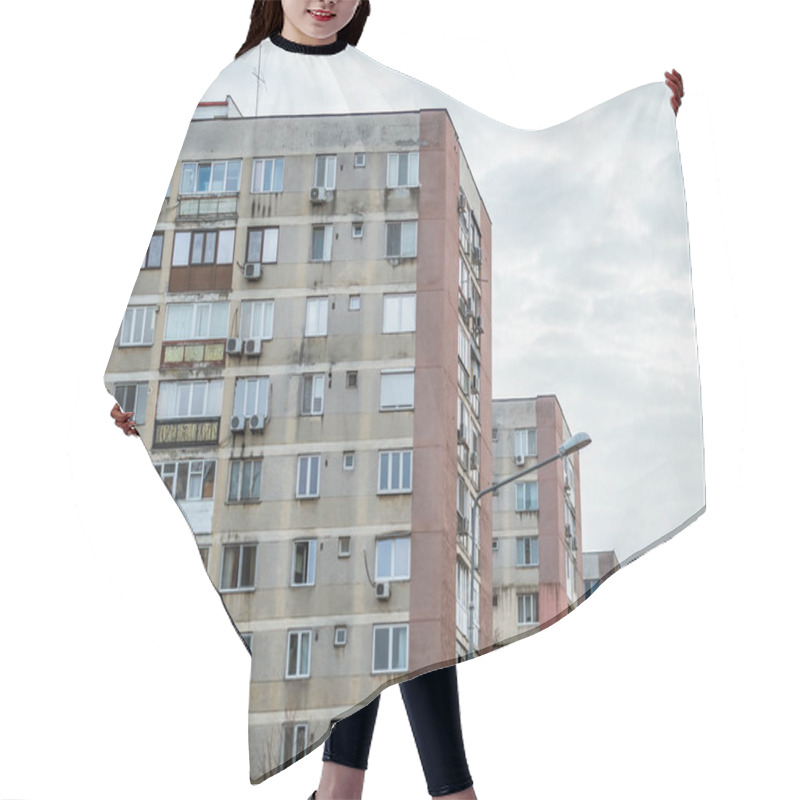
[1,1,796,798]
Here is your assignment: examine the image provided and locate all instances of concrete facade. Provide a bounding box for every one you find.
[105,107,492,779]
[491,396,583,646]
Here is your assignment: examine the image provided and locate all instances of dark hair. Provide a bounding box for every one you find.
[236,1,371,58]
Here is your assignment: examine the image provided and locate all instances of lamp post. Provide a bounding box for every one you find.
[467,432,592,660]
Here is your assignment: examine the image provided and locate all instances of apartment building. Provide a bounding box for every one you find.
[491,396,583,646]
[582,549,620,599]
[105,105,492,777]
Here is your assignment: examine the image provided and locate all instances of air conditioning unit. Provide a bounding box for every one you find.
[515,453,526,466]
[472,245,482,265]
[230,415,246,432]
[469,452,478,470]
[244,338,262,356]
[375,582,391,600]
[570,536,578,552]
[226,337,242,356]
[249,413,267,432]
[244,262,262,280]
[310,186,329,204]
[473,316,484,335]
[470,376,479,394]
[388,257,400,267]
[457,516,469,535]
[457,425,466,444]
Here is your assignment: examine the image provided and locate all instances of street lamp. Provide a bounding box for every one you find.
[466,431,592,659]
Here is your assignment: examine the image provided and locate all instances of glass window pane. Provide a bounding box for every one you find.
[379,453,389,490]
[376,540,391,579]
[191,233,204,264]
[402,452,411,489]
[247,230,262,263]
[288,633,298,675]
[395,538,410,577]
[196,164,211,193]
[217,230,235,264]
[148,235,163,267]
[392,626,407,670]
[273,158,284,191]
[252,160,264,193]
[263,228,279,262]
[211,162,226,192]
[241,545,256,587]
[225,160,241,192]
[180,163,196,194]
[373,628,389,671]
[221,546,239,589]
[172,232,190,266]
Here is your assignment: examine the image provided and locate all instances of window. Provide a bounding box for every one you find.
[220,543,256,590]
[348,294,361,310]
[387,152,419,188]
[305,297,328,336]
[292,540,317,586]
[240,632,253,654]
[281,722,308,766]
[198,546,210,572]
[517,592,539,625]
[515,482,539,512]
[514,428,537,459]
[383,294,416,333]
[164,302,229,341]
[114,382,147,427]
[375,536,410,581]
[516,536,539,567]
[159,460,216,500]
[343,452,355,470]
[352,222,363,238]
[142,233,163,269]
[456,559,469,634]
[380,370,414,410]
[338,536,351,557]
[346,371,358,388]
[296,455,321,498]
[120,306,155,346]
[301,374,325,415]
[378,450,413,494]
[233,377,270,420]
[311,224,333,262]
[156,380,223,419]
[286,630,312,678]
[492,537,499,552]
[334,626,347,646]
[492,427,498,442]
[314,155,337,190]
[228,459,262,502]
[180,160,241,194]
[354,152,366,168]
[372,624,408,673]
[240,300,274,340]
[172,229,235,266]
[386,221,418,258]
[251,157,284,193]
[246,227,279,264]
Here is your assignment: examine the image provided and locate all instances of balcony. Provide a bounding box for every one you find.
[178,194,238,219]
[161,339,226,369]
[153,417,220,449]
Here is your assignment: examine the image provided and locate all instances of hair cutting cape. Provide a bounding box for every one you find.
[105,36,704,782]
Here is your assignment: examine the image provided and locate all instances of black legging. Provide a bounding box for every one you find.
[323,665,473,797]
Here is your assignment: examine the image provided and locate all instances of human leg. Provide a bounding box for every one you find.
[399,666,475,798]
[314,694,381,800]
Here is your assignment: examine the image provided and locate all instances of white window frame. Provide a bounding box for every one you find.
[251,157,284,194]
[305,297,329,337]
[375,536,411,581]
[517,592,538,625]
[281,722,309,766]
[114,382,147,427]
[354,152,366,168]
[228,458,262,502]
[286,630,312,678]
[386,152,420,188]
[380,370,414,411]
[343,452,355,471]
[372,623,409,674]
[240,299,275,340]
[301,374,325,416]
[311,224,333,262]
[164,301,229,341]
[334,626,348,646]
[141,232,164,269]
[156,380,223,420]
[291,540,317,586]
[383,294,416,333]
[246,227,279,264]
[378,450,413,494]
[515,481,539,512]
[348,294,361,310]
[352,222,363,238]
[514,428,537,459]
[158,459,216,501]
[220,543,257,591]
[233,376,270,420]
[386,221,418,259]
[120,306,156,347]
[338,536,351,557]
[314,155,337,190]
[516,536,539,567]
[296,455,321,499]
[172,229,235,266]
[180,159,242,195]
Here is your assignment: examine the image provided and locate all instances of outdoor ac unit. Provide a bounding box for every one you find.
[244,262,262,280]
[376,582,391,600]
[249,413,267,432]
[469,453,478,470]
[515,453,526,466]
[230,415,246,432]
[472,245,482,265]
[457,516,469,535]
[473,316,484,335]
[226,337,242,356]
[310,187,328,203]
[244,338,262,356]
[388,257,400,267]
